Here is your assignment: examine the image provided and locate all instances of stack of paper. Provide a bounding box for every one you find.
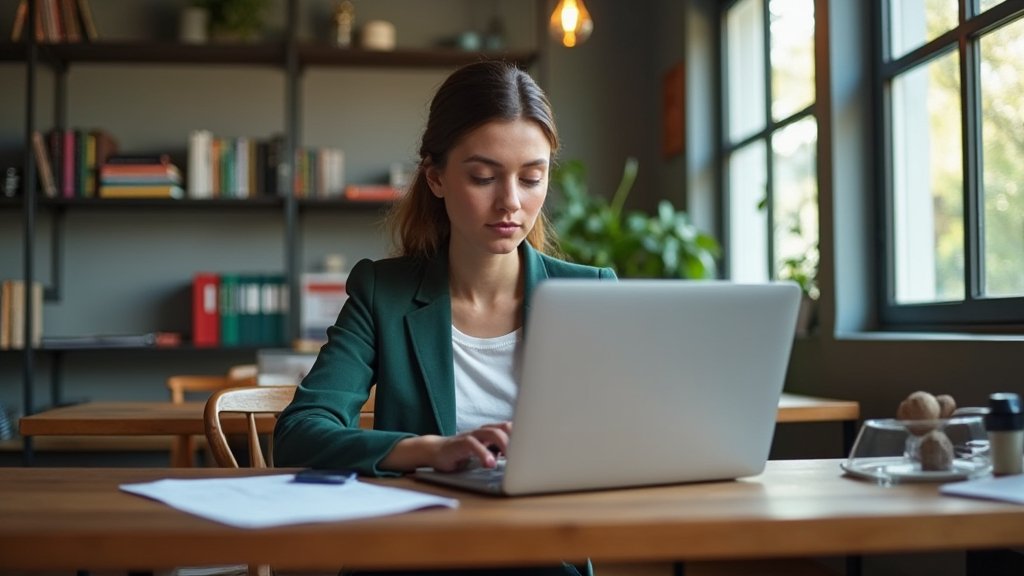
[121,474,458,529]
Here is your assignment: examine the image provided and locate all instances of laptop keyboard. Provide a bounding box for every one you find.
[459,457,507,483]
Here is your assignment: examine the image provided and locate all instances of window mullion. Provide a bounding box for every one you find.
[876,0,896,314]
[961,25,983,300]
[762,0,776,280]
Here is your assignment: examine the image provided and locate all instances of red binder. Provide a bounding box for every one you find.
[192,273,220,347]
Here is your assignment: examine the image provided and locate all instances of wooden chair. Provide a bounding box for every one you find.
[204,385,297,468]
[167,364,257,467]
[204,384,377,468]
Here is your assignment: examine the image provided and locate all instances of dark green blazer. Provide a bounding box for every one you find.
[274,242,616,475]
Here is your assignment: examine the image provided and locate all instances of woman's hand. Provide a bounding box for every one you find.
[431,422,512,472]
[380,422,512,473]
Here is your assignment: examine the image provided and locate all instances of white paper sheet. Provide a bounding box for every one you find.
[940,474,1024,505]
[121,474,459,529]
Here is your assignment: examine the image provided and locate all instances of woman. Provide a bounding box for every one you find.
[274,60,615,480]
[276,58,611,576]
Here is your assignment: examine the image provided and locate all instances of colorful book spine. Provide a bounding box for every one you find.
[30,131,57,198]
[219,274,240,346]
[192,273,220,347]
[344,184,401,202]
[62,130,75,198]
[188,129,213,199]
[0,280,43,349]
[98,185,184,199]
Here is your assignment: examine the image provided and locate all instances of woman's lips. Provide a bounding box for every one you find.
[488,222,521,236]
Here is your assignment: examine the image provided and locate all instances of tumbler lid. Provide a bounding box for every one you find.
[985,393,1023,431]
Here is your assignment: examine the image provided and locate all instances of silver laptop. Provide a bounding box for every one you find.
[413,279,802,496]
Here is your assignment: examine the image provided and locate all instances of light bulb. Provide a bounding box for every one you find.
[549,0,593,48]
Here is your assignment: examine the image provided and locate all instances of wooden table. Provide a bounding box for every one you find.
[18,400,374,436]
[20,394,855,436]
[0,460,1020,572]
[778,392,860,454]
[777,393,859,423]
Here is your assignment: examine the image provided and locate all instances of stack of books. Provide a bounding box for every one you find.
[0,280,42,350]
[98,155,184,199]
[192,272,290,348]
[11,0,99,44]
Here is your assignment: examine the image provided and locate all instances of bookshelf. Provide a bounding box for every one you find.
[4,0,541,462]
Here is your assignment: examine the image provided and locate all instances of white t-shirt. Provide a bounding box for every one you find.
[451,324,522,434]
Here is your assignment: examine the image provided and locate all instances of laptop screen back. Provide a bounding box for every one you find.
[500,280,801,496]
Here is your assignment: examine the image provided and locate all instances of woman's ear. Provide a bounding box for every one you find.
[424,162,444,198]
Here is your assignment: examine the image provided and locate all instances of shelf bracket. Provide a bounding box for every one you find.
[43,207,64,302]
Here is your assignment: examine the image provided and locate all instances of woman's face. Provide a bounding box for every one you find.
[427,119,551,258]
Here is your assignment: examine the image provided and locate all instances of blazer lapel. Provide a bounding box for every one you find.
[405,254,456,436]
[521,242,552,333]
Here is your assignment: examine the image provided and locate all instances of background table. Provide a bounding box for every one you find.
[778,392,860,453]
[21,394,855,436]
[18,400,374,436]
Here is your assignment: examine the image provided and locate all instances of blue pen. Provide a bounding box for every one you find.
[293,469,357,484]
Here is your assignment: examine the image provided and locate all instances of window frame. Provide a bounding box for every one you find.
[720,0,819,285]
[876,0,1024,328]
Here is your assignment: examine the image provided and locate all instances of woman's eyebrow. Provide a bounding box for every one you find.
[463,155,548,168]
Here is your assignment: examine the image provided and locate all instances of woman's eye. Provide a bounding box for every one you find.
[470,176,494,185]
[520,178,542,188]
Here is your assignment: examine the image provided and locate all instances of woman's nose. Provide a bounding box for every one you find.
[495,179,522,211]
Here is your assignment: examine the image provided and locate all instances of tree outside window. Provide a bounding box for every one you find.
[881,0,1024,326]
[723,0,819,301]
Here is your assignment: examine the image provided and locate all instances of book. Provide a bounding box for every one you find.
[188,129,213,199]
[98,185,184,199]
[10,0,27,42]
[7,281,23,349]
[39,0,58,43]
[219,274,240,347]
[344,184,401,202]
[237,274,262,346]
[192,273,220,347]
[105,153,173,165]
[300,272,348,341]
[100,163,181,182]
[0,281,11,349]
[31,131,57,198]
[60,0,80,42]
[76,129,88,196]
[61,129,75,198]
[75,0,97,41]
[91,128,120,190]
[40,332,181,349]
[259,273,287,346]
[1,280,43,349]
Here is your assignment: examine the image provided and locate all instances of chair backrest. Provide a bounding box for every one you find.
[167,364,258,403]
[166,364,259,467]
[204,385,297,468]
[226,363,258,386]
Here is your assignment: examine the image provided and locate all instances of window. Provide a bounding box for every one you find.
[722,0,819,297]
[880,0,1024,326]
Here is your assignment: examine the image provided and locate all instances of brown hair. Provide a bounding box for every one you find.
[388,60,560,259]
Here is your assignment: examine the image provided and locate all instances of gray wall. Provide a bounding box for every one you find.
[0,0,541,410]
[0,0,668,411]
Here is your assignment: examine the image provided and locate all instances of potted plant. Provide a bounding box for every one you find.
[549,158,720,279]
[761,195,819,336]
[192,0,269,42]
[779,244,819,336]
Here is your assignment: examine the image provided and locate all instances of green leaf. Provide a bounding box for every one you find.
[549,158,721,279]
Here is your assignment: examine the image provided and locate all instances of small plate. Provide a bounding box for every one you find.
[842,457,991,484]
